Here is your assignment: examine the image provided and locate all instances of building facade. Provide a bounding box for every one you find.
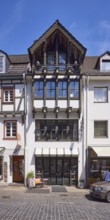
[0,20,110,187]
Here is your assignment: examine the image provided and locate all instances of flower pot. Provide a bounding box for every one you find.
[27,178,35,188]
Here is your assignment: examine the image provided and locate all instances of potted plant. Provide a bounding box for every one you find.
[78,179,85,188]
[27,171,35,188]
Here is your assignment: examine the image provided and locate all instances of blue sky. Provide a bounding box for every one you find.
[0,0,110,56]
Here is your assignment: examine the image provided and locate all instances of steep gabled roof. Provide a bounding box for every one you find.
[29,20,86,55]
[9,54,29,64]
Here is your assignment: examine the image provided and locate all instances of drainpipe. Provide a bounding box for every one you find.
[86,75,89,185]
[82,75,85,182]
[23,72,27,186]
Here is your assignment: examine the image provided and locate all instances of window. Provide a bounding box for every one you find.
[70,81,79,98]
[101,60,110,71]
[34,80,44,97]
[46,81,55,98]
[4,121,17,139]
[47,53,55,70]
[94,121,108,138]
[58,81,67,98]
[0,56,4,72]
[2,88,14,103]
[35,120,78,141]
[59,53,66,70]
[90,159,110,179]
[94,87,108,103]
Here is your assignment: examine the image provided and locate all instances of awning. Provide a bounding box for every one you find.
[35,147,78,157]
[91,146,110,157]
[0,147,5,155]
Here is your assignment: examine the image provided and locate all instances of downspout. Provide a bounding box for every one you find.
[82,75,85,181]
[23,72,27,186]
[86,75,89,185]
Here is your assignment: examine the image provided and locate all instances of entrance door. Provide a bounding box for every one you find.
[13,156,24,182]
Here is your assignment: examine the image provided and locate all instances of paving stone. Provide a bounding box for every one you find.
[0,187,110,220]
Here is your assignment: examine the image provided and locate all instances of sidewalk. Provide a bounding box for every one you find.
[0,182,89,193]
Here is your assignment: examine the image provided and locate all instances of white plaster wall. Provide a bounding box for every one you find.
[46,100,55,108]
[15,99,24,111]
[58,100,67,108]
[34,100,43,108]
[70,100,79,108]
[2,105,14,111]
[15,84,24,96]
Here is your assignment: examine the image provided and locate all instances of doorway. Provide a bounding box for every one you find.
[13,156,24,182]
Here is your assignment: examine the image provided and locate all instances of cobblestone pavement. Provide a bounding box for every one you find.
[0,186,110,220]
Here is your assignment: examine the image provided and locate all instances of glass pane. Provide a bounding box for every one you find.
[102,60,110,71]
[57,159,62,173]
[59,53,66,64]
[36,158,42,177]
[94,87,108,102]
[63,90,67,97]
[64,159,69,174]
[63,81,67,89]
[50,159,56,176]
[94,121,107,137]
[47,54,55,65]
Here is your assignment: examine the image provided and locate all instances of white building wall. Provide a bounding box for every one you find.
[87,80,110,146]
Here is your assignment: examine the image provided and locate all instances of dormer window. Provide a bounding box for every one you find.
[101,59,110,71]
[0,56,4,72]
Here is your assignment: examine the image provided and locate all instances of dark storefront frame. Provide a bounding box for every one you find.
[35,156,78,186]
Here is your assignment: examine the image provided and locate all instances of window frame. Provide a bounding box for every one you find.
[58,80,67,99]
[35,119,78,141]
[94,120,108,138]
[4,120,17,140]
[101,59,110,71]
[58,53,66,70]
[94,87,108,103]
[69,80,79,99]
[2,87,14,104]
[47,52,56,70]
[46,80,56,99]
[34,80,44,99]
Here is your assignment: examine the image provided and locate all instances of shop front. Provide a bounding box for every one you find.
[88,146,110,184]
[35,147,79,186]
[35,157,78,186]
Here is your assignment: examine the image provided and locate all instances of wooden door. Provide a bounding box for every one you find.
[13,156,24,182]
